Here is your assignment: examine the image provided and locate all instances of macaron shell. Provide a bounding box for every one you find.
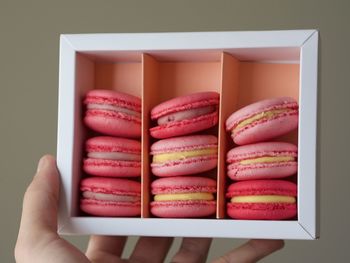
[151,200,216,218]
[83,158,141,177]
[227,162,297,180]
[225,97,298,130]
[226,180,297,197]
[151,176,217,194]
[151,156,218,177]
[227,202,297,220]
[84,110,141,138]
[86,136,141,154]
[81,199,141,217]
[151,91,219,119]
[150,111,218,139]
[80,177,141,195]
[226,142,297,161]
[85,89,141,112]
[232,114,298,145]
[227,142,298,180]
[151,135,218,153]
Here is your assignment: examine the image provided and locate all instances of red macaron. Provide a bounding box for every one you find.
[151,135,218,177]
[83,136,141,177]
[226,180,297,220]
[150,92,220,139]
[84,89,142,138]
[151,176,217,218]
[226,142,298,181]
[226,97,299,145]
[80,177,141,217]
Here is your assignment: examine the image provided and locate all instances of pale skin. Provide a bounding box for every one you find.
[15,155,284,263]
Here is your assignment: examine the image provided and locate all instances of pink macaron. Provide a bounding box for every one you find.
[83,136,141,177]
[151,176,217,218]
[226,142,298,181]
[226,97,299,145]
[84,89,141,138]
[226,180,297,220]
[150,92,220,139]
[80,177,141,217]
[151,135,218,177]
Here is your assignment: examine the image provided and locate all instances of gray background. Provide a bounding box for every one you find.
[1,0,349,262]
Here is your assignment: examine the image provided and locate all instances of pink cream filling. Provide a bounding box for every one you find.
[83,191,140,202]
[88,152,141,161]
[157,106,216,125]
[87,103,141,117]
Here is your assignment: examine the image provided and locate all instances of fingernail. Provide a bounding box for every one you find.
[37,156,47,172]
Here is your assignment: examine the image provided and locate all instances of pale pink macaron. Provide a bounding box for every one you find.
[84,89,141,138]
[226,97,299,145]
[83,136,141,177]
[150,92,220,139]
[151,176,217,218]
[227,142,298,180]
[80,177,141,217]
[226,180,297,220]
[151,135,218,177]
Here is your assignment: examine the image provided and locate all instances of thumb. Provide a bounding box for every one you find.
[18,155,60,240]
[16,155,91,263]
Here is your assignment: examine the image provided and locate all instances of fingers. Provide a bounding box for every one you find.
[212,239,285,263]
[129,237,173,263]
[171,238,212,263]
[86,235,127,262]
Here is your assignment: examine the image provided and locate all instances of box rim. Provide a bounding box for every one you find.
[57,30,318,239]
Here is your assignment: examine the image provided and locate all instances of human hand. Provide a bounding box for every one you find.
[15,155,284,263]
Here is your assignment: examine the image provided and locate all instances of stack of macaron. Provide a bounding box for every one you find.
[149,92,220,218]
[80,89,142,217]
[225,97,299,220]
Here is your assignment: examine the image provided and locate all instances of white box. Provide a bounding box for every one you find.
[57,30,319,239]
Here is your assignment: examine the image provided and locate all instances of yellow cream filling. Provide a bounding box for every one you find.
[240,156,294,165]
[233,109,288,133]
[231,195,295,203]
[153,148,217,163]
[154,193,214,201]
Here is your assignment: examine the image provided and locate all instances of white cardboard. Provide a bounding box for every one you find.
[57,30,319,239]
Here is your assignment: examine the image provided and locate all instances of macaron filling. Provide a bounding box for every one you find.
[154,192,214,201]
[87,103,141,117]
[88,152,141,161]
[239,156,295,165]
[157,106,216,125]
[83,191,141,202]
[232,109,290,134]
[152,148,218,163]
[231,195,296,203]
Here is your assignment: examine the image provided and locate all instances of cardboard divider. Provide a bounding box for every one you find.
[217,53,240,218]
[141,54,160,217]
